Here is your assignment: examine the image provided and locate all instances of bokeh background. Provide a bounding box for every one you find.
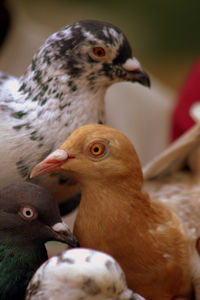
[1,0,199,88]
[0,0,199,250]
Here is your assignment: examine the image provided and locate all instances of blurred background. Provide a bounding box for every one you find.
[0,0,199,253]
[1,0,199,87]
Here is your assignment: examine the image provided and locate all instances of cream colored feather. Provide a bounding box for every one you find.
[143,122,200,179]
[143,103,200,299]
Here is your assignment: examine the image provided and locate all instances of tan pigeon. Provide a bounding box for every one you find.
[31,124,195,300]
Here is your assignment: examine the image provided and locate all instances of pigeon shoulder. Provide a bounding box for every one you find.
[0,71,20,99]
[0,71,23,120]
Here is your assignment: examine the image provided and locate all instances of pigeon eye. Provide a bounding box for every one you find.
[93,47,105,57]
[88,141,108,159]
[90,143,105,156]
[19,206,37,220]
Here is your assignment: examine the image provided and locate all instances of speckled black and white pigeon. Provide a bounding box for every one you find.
[0,20,150,214]
[26,248,146,300]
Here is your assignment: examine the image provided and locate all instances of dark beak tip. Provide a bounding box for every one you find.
[142,74,151,88]
[138,70,151,88]
[73,236,80,248]
[54,230,79,248]
[75,239,80,247]
[121,67,151,88]
[68,235,80,248]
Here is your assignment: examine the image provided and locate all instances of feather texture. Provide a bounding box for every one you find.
[0,20,150,213]
[30,124,197,300]
[26,248,145,300]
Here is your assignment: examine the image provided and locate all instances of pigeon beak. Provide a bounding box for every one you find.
[30,149,69,178]
[121,57,150,87]
[51,221,79,247]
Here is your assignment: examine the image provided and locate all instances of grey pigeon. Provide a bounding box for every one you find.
[0,181,79,300]
[0,20,150,214]
[26,248,146,300]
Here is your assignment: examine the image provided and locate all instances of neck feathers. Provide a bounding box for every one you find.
[0,239,47,299]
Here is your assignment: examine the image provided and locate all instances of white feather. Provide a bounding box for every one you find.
[26,248,145,300]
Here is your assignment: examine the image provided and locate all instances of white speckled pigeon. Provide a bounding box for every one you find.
[0,20,150,214]
[26,248,146,300]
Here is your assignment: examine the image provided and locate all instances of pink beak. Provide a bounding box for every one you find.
[30,149,69,178]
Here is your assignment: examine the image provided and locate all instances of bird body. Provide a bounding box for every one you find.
[0,20,150,212]
[31,124,194,300]
[0,70,105,187]
[72,166,191,300]
[143,121,200,299]
[0,182,78,300]
[26,248,145,300]
[143,121,200,242]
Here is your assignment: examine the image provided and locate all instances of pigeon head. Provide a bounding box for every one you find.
[26,248,145,300]
[0,182,78,247]
[0,182,79,299]
[30,124,143,189]
[39,20,150,87]
[19,20,149,109]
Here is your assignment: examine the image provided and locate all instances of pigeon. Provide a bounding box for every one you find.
[30,124,196,300]
[0,181,79,300]
[0,19,150,215]
[26,248,145,300]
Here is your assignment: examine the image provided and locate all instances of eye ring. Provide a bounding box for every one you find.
[93,47,106,57]
[86,139,109,160]
[19,206,37,221]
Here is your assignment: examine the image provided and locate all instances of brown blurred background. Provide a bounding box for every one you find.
[1,0,199,90]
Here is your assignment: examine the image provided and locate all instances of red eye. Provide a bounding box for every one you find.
[93,47,106,57]
[19,206,37,221]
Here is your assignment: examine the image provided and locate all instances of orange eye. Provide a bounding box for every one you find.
[93,47,106,57]
[89,142,106,157]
